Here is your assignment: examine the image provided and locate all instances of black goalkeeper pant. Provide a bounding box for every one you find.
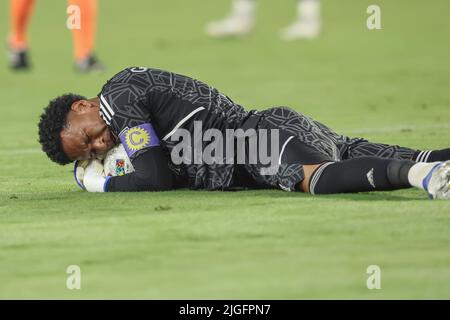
[240,107,436,192]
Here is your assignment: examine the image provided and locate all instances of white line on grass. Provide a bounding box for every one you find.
[6,148,42,155]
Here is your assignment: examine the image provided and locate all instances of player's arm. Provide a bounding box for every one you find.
[104,146,175,192]
[80,146,175,193]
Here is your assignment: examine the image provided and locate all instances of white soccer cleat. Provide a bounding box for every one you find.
[280,0,321,41]
[280,20,321,41]
[205,0,255,38]
[422,161,450,199]
[206,17,254,38]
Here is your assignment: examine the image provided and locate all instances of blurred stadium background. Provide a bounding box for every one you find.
[1,0,450,299]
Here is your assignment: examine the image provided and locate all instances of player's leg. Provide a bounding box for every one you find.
[69,0,105,72]
[247,133,449,199]
[299,158,450,199]
[308,112,450,163]
[8,0,35,70]
[280,0,321,41]
[205,0,255,37]
[248,106,450,198]
[241,107,450,199]
[344,139,450,163]
[418,149,450,162]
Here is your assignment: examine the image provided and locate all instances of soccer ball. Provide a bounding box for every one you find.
[73,144,134,190]
[103,144,135,177]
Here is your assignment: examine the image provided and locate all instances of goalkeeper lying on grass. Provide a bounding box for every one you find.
[38,67,450,199]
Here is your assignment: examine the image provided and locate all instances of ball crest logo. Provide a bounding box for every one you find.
[125,127,151,151]
[115,159,126,176]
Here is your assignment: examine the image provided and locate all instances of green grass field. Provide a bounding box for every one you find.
[1,0,450,299]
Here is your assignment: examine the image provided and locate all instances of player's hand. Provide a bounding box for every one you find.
[83,159,108,193]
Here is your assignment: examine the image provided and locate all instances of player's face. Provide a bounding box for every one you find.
[60,99,118,161]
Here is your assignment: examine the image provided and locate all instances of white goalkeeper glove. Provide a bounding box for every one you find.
[74,159,110,192]
[74,160,89,190]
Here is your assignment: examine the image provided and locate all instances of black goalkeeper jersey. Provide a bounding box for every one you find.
[98,67,251,191]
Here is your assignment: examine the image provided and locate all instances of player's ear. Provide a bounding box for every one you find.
[71,99,94,114]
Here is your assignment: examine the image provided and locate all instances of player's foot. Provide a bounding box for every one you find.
[206,0,255,38]
[280,0,321,41]
[75,54,106,73]
[422,161,450,199]
[8,47,30,70]
[280,20,321,41]
[206,17,254,38]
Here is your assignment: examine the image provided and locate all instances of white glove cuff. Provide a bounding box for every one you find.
[83,160,108,193]
[84,175,108,193]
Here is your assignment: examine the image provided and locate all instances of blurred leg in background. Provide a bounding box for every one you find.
[206,0,256,37]
[7,0,104,72]
[8,0,35,70]
[69,0,105,73]
[280,0,321,40]
[206,0,321,40]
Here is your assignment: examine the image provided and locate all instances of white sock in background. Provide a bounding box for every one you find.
[206,0,256,37]
[280,0,322,40]
[297,0,321,24]
[231,0,256,20]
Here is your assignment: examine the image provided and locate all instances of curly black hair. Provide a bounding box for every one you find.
[38,93,86,165]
